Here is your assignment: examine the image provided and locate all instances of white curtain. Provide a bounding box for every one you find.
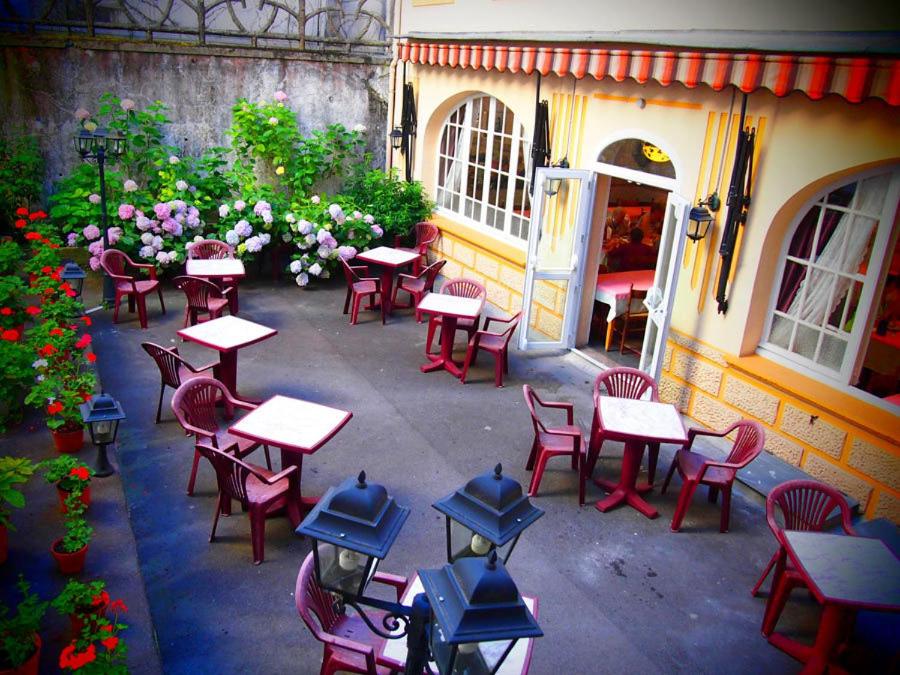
[771,173,890,368]
[438,108,469,207]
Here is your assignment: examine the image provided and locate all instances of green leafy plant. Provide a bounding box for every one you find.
[345,166,434,240]
[59,496,92,553]
[59,594,128,673]
[0,240,23,277]
[0,275,28,330]
[0,133,44,224]
[0,576,48,670]
[40,455,93,494]
[52,579,108,617]
[0,333,32,432]
[0,457,35,530]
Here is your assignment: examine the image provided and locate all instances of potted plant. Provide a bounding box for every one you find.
[0,575,48,675]
[0,457,35,565]
[50,498,92,575]
[58,595,128,674]
[51,580,109,637]
[39,456,93,513]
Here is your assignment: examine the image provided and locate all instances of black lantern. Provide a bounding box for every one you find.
[60,262,87,303]
[297,471,410,598]
[686,192,721,242]
[389,126,404,151]
[433,464,543,564]
[79,392,126,477]
[543,158,570,197]
[421,552,542,675]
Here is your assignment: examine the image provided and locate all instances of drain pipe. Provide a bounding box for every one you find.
[385,3,403,172]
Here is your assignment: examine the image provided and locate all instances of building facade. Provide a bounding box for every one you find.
[387,0,900,521]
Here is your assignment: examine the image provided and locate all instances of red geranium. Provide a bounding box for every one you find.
[109,599,128,613]
[1,329,19,341]
[15,207,28,216]
[82,316,92,326]
[86,353,97,363]
[49,327,65,337]
[37,343,57,357]
[75,334,92,349]
[24,231,41,240]
[25,305,41,316]
[29,210,47,220]
[0,307,11,315]
[14,218,26,229]
[70,466,91,481]
[92,590,110,607]
[41,265,52,274]
[59,642,97,670]
[100,636,118,651]
[47,401,64,415]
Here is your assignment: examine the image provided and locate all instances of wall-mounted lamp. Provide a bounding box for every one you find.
[389,126,403,151]
[543,158,570,197]
[686,192,721,242]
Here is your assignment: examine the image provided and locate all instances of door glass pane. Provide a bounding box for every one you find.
[525,279,568,344]
[535,178,582,272]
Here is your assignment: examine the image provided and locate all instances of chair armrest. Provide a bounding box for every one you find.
[372,571,409,601]
[545,426,582,438]
[484,315,515,330]
[220,286,234,297]
[537,399,574,425]
[397,272,420,282]
[350,264,370,275]
[260,464,298,484]
[325,633,378,665]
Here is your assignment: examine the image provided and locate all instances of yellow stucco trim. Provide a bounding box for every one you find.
[430,213,526,267]
[591,93,702,110]
[724,353,899,445]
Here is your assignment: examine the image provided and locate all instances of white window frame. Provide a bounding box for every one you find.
[758,166,900,411]
[434,94,531,247]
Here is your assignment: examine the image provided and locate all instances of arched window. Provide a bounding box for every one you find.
[760,168,900,402]
[435,95,531,241]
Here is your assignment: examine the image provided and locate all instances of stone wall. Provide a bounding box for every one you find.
[0,45,389,196]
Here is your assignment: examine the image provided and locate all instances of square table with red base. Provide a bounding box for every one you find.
[591,397,687,519]
[185,258,246,314]
[228,394,352,514]
[177,315,276,403]
[354,246,421,321]
[416,292,484,379]
[768,531,900,674]
[377,574,539,673]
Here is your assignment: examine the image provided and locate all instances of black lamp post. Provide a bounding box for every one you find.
[79,392,126,477]
[297,469,542,675]
[74,127,126,304]
[686,193,721,242]
[60,261,87,305]
[433,464,543,564]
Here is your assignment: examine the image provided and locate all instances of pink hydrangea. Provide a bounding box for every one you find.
[338,245,357,260]
[121,98,136,111]
[108,227,122,245]
[83,224,101,240]
[123,179,138,192]
[274,90,288,102]
[234,220,253,238]
[88,194,101,205]
[74,108,91,120]
[370,224,384,238]
[136,215,152,231]
[161,218,182,236]
[153,203,171,220]
[88,256,101,271]
[245,236,263,253]
[310,195,321,205]
[88,240,104,257]
[66,232,79,247]
[234,200,246,211]
[254,200,271,216]
[139,245,155,259]
[118,204,135,220]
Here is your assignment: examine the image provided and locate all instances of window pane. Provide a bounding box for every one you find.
[817,333,846,371]
[825,181,855,207]
[791,324,819,361]
[769,315,793,350]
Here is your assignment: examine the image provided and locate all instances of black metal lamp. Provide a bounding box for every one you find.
[390,126,404,151]
[421,552,543,675]
[60,262,87,303]
[297,471,410,598]
[79,392,126,477]
[687,192,721,242]
[543,158,570,197]
[433,464,543,564]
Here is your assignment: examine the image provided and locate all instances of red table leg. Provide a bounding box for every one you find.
[217,349,261,405]
[280,450,319,516]
[421,316,463,377]
[595,440,659,518]
[378,268,394,321]
[768,604,854,675]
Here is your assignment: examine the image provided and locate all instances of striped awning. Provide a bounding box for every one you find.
[397,41,900,106]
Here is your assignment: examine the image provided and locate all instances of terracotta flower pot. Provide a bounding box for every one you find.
[51,427,84,454]
[51,538,88,575]
[57,484,91,514]
[0,524,7,565]
[70,597,108,636]
[0,633,40,675]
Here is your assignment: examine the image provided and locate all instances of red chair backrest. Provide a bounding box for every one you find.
[189,239,234,260]
[339,257,361,285]
[724,420,765,467]
[141,342,185,388]
[171,377,227,440]
[173,276,223,311]
[522,384,549,434]
[295,551,348,643]
[414,222,439,249]
[593,367,658,404]
[100,249,130,278]
[498,312,523,346]
[766,479,856,539]
[440,277,486,300]
[423,259,447,291]
[195,443,251,504]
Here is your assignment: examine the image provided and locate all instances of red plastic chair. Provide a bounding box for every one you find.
[295,551,408,675]
[391,259,446,322]
[339,258,383,325]
[522,384,586,505]
[425,278,486,354]
[141,342,218,423]
[170,377,271,496]
[661,420,765,532]
[757,480,856,636]
[197,442,299,565]
[394,221,439,274]
[187,239,241,313]
[460,312,521,387]
[100,249,166,329]
[586,368,660,482]
[172,275,232,327]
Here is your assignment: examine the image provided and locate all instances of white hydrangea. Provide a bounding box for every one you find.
[295,272,309,287]
[140,232,154,245]
[289,260,304,274]
[176,180,189,191]
[225,230,239,245]
[308,262,323,276]
[234,200,246,211]
[219,204,230,218]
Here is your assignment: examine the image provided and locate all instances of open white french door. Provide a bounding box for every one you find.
[638,193,691,379]
[519,168,596,350]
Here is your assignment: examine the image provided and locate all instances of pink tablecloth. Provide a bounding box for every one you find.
[595,270,655,322]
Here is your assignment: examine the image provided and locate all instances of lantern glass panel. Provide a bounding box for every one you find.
[447,519,515,562]
[316,541,378,596]
[431,623,517,675]
[91,419,117,445]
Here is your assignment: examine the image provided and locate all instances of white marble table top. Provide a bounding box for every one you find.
[228,394,352,453]
[185,258,246,277]
[598,397,687,444]
[380,574,537,673]
[417,292,484,320]
[355,246,421,268]
[784,531,900,609]
[177,315,276,352]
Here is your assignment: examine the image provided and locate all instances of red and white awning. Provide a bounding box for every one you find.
[397,41,900,106]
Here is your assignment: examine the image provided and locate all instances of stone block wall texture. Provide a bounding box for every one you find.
[0,46,389,196]
[660,329,900,522]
